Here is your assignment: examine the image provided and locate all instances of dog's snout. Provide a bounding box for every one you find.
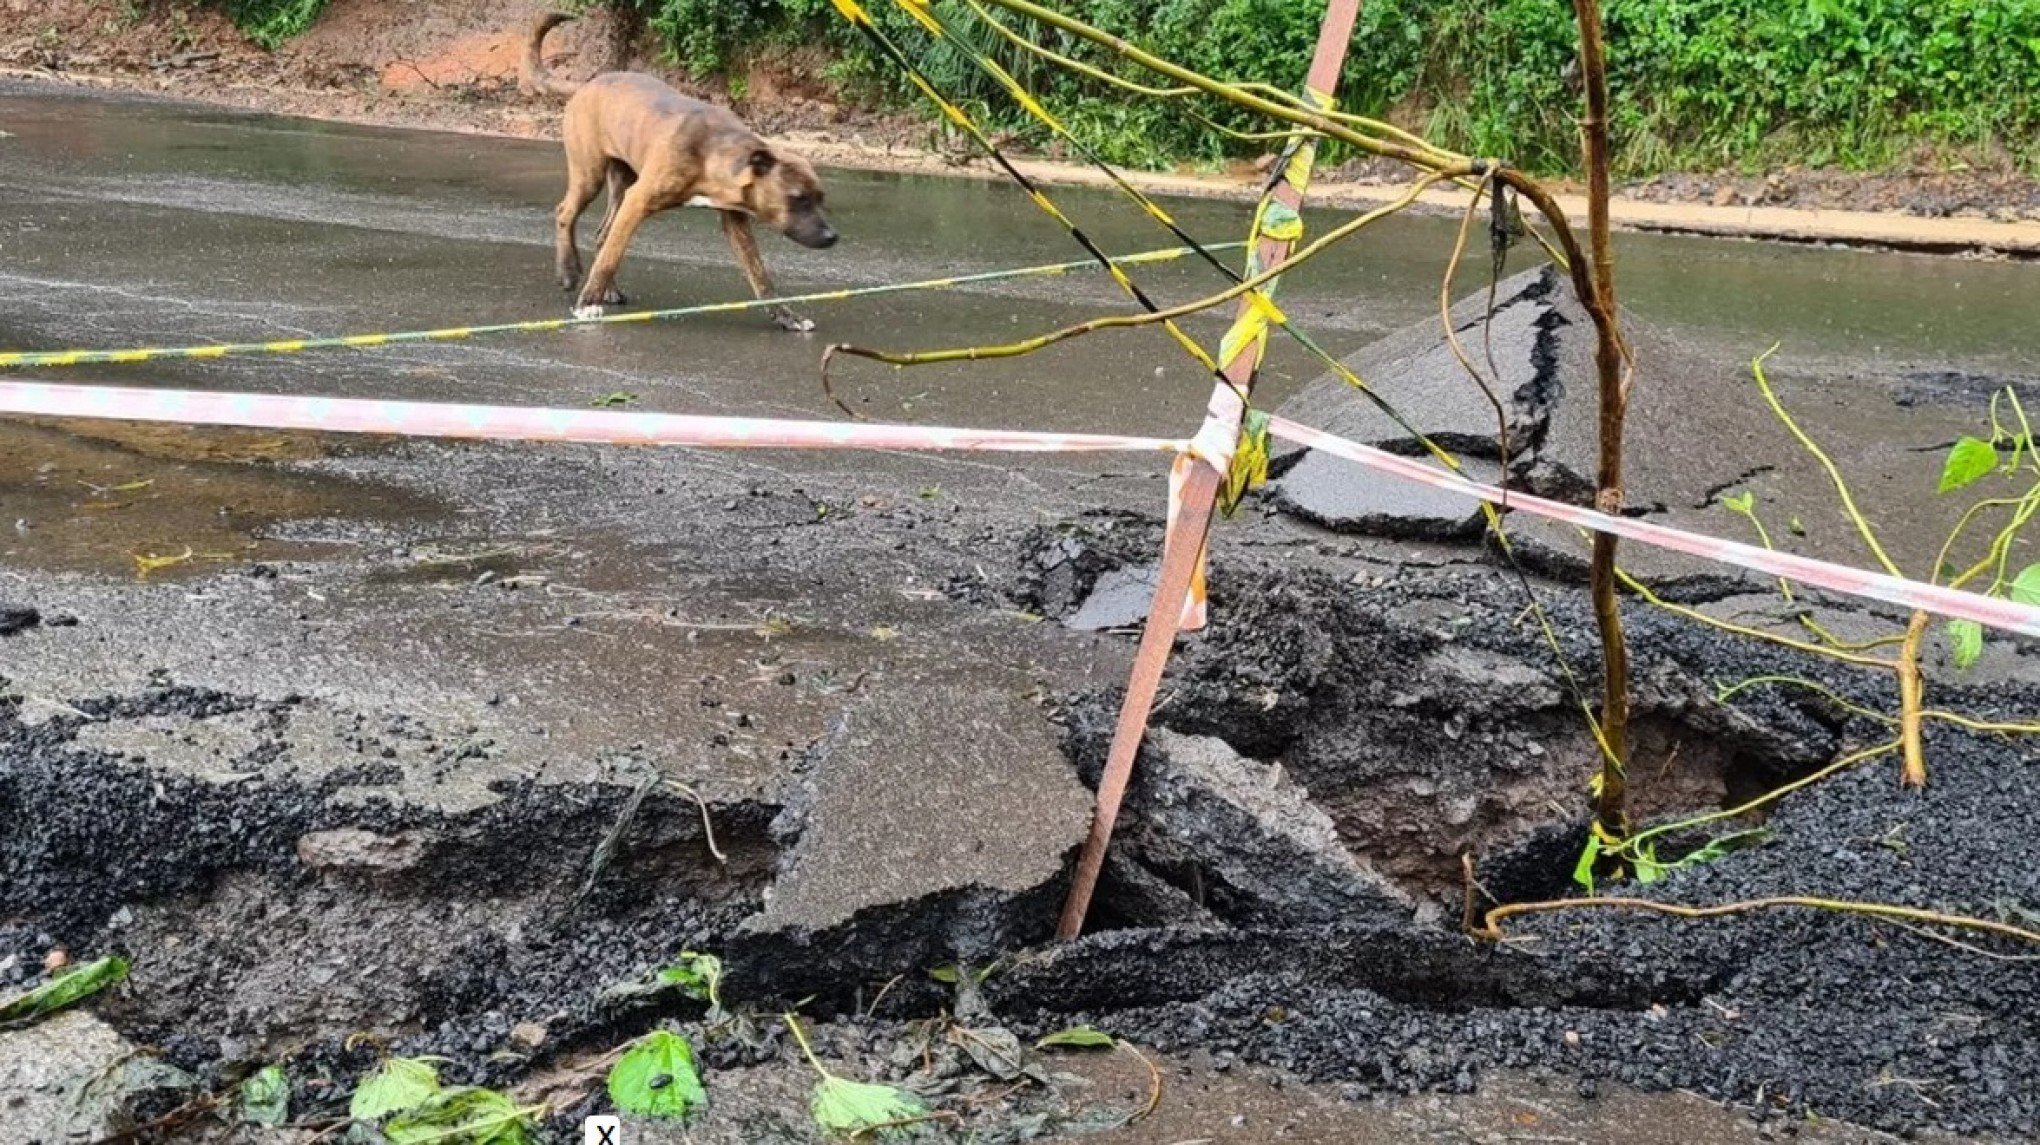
[791,220,837,250]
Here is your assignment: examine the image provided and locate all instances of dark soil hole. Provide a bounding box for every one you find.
[1060,560,1848,927]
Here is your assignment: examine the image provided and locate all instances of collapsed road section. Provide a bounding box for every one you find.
[5,260,2038,1141]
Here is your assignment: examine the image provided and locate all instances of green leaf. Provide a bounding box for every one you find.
[2010,564,2040,607]
[607,1030,706,1121]
[1948,618,1985,670]
[590,392,639,408]
[926,966,961,985]
[1570,832,1601,893]
[1632,841,1665,885]
[1630,829,1768,887]
[350,1057,443,1122]
[1788,516,1806,537]
[1938,436,1999,493]
[1682,828,1772,867]
[241,1064,290,1128]
[1721,490,1755,514]
[653,951,723,1008]
[600,951,725,1011]
[1035,1026,1114,1050]
[383,1087,537,1145]
[0,955,129,1024]
[811,1076,925,1137]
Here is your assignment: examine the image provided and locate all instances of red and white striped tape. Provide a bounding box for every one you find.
[0,381,1184,455]
[0,379,2032,637]
[1267,416,2040,639]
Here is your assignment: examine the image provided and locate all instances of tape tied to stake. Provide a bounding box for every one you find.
[0,380,2032,639]
[1186,387,1247,474]
[1266,415,2040,639]
[0,381,1189,456]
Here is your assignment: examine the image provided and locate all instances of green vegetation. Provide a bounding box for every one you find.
[1931,386,2040,667]
[1615,361,2040,809]
[214,0,331,50]
[1035,1025,1115,1049]
[607,1030,707,1119]
[238,1064,291,1127]
[572,0,2040,175]
[204,0,2040,174]
[347,1056,543,1144]
[0,955,128,1024]
[785,1012,930,1136]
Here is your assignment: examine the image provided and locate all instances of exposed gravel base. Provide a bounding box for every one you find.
[999,555,2040,1141]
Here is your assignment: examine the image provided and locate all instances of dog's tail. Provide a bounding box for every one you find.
[519,11,582,98]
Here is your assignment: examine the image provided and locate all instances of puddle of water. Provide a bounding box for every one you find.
[0,419,434,578]
[364,543,546,587]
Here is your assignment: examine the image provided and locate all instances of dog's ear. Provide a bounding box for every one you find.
[747,149,777,179]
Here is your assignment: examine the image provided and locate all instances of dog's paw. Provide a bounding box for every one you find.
[572,303,608,320]
[599,287,628,306]
[775,311,817,334]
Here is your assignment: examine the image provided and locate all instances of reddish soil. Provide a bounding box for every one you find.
[0,0,911,145]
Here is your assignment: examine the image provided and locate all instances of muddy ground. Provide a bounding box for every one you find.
[7,441,2040,1145]
[6,0,2040,238]
[1,46,2038,1145]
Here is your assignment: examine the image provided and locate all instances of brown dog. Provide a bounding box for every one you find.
[521,12,837,328]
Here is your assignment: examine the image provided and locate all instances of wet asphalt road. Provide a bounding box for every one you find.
[4,80,2035,589]
[6,80,2040,431]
